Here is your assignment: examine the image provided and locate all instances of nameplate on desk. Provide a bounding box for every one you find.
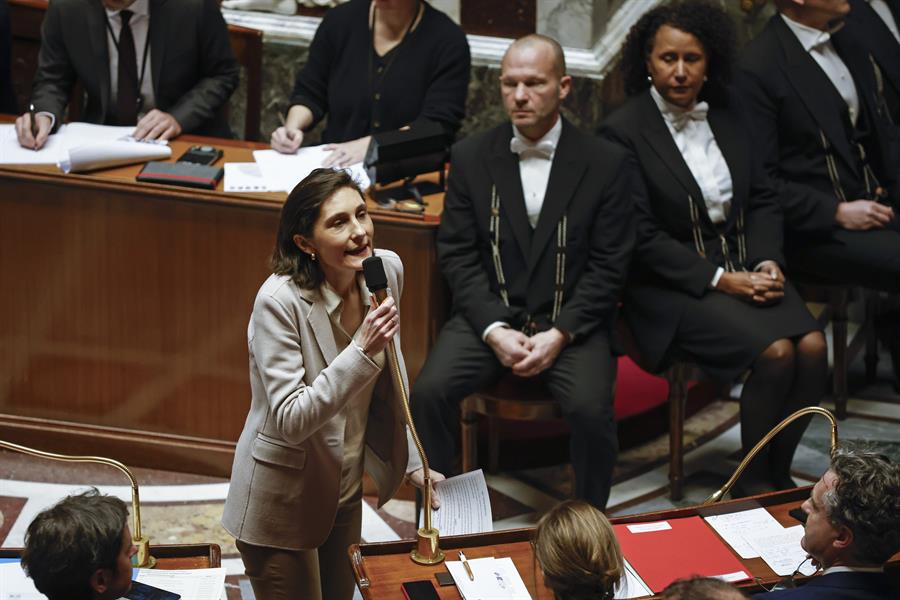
[626,521,672,534]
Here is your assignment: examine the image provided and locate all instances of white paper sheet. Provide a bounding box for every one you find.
[0,563,225,600]
[447,557,532,600]
[252,146,371,193]
[418,469,492,535]
[224,162,272,192]
[0,124,69,165]
[60,140,171,173]
[614,559,654,599]
[744,525,818,577]
[704,507,786,559]
[127,567,226,600]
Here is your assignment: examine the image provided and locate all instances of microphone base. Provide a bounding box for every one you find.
[410,527,445,565]
[134,536,156,568]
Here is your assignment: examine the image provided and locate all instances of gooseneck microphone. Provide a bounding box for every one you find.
[362,256,444,565]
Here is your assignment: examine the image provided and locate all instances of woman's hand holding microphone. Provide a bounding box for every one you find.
[357,296,400,357]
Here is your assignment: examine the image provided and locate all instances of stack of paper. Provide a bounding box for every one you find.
[418,469,493,535]
[447,556,531,600]
[251,146,370,193]
[704,508,817,577]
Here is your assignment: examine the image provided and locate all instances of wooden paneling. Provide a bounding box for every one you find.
[0,136,447,477]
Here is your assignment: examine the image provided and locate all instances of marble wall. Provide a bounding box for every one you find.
[225,0,776,142]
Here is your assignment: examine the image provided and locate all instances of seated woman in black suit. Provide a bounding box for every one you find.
[599,1,827,495]
[270,0,470,167]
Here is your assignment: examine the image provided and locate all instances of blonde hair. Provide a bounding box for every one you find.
[533,500,624,600]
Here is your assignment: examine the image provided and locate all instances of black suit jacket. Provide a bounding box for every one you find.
[753,570,898,599]
[845,0,900,125]
[599,90,784,368]
[437,118,635,343]
[31,0,239,137]
[735,14,900,236]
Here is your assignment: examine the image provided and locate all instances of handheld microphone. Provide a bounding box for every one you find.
[360,255,444,565]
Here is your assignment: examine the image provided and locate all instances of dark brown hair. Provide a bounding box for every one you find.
[271,168,365,289]
[22,489,129,600]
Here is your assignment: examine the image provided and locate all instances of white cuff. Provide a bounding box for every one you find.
[37,111,55,131]
[710,267,725,289]
[482,321,510,341]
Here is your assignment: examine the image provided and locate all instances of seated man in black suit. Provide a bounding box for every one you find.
[844,0,900,125]
[15,0,239,150]
[735,0,900,381]
[754,442,899,599]
[410,34,635,510]
[21,489,136,600]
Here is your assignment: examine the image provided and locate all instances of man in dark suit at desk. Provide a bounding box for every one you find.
[14,0,239,150]
[735,0,900,383]
[410,34,635,510]
[21,489,137,600]
[754,443,899,599]
[844,0,900,125]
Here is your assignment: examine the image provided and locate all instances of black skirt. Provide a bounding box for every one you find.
[630,282,821,382]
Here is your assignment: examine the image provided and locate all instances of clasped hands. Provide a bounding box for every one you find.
[716,260,785,305]
[15,109,182,150]
[486,326,568,378]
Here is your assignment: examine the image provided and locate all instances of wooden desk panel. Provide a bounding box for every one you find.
[0,135,447,476]
[1,543,221,569]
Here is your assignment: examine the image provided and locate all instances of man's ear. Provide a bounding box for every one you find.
[833,523,854,552]
[89,567,111,595]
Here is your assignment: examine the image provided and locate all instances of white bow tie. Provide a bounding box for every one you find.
[510,136,555,159]
[666,102,709,132]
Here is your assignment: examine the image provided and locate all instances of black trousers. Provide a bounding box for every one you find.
[786,227,900,292]
[409,314,618,510]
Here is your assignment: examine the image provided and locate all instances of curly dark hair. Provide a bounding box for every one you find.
[620,0,736,104]
[825,442,900,565]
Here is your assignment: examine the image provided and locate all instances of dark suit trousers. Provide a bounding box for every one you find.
[410,313,618,509]
[786,226,900,292]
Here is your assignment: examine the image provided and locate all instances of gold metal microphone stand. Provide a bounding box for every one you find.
[0,439,156,568]
[703,406,839,505]
[372,297,445,565]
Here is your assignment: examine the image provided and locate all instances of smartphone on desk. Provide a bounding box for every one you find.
[401,580,441,600]
[177,145,222,165]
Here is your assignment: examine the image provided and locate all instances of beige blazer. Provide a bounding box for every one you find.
[222,250,421,550]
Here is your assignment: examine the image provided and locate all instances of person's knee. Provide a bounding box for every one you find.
[797,331,827,363]
[560,384,616,429]
[760,338,795,365]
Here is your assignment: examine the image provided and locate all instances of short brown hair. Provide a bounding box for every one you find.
[21,489,128,600]
[534,500,624,600]
[271,168,365,289]
[660,577,747,599]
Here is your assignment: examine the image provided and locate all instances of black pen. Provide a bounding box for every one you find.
[29,103,39,150]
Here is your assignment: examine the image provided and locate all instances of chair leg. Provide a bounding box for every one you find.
[864,293,879,384]
[667,364,687,501]
[461,398,478,473]
[831,291,849,420]
[487,416,501,474]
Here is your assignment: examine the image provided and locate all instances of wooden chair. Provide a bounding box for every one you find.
[793,282,875,420]
[226,23,263,141]
[459,359,697,502]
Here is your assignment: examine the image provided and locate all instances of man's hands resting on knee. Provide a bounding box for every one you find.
[486,326,569,378]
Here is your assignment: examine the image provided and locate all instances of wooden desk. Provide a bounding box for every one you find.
[0,543,221,569]
[350,487,900,599]
[0,131,447,477]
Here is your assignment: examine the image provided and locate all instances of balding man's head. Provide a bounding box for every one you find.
[499,34,571,141]
[502,34,567,79]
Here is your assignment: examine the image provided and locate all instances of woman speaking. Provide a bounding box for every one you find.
[222,168,441,599]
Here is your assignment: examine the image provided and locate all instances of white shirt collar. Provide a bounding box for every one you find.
[512,115,562,155]
[824,565,885,575]
[780,13,843,51]
[105,0,150,19]
[649,85,695,119]
[320,272,370,319]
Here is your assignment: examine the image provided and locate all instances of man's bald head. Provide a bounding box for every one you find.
[502,34,566,79]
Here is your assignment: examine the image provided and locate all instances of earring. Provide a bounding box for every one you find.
[646,75,652,83]
[703,75,708,82]
[310,252,317,262]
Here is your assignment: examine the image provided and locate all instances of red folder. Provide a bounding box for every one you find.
[613,515,750,592]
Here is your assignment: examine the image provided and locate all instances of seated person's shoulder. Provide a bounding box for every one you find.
[597,97,643,142]
[423,4,468,44]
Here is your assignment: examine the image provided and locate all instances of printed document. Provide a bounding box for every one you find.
[224,162,272,192]
[615,560,654,599]
[447,557,531,600]
[704,507,785,559]
[252,146,371,193]
[418,469,492,535]
[744,525,818,577]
